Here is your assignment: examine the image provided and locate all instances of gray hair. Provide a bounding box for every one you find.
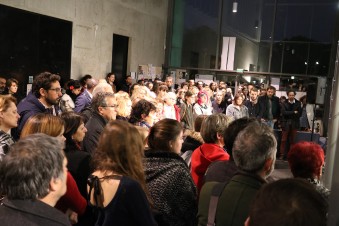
[91,92,115,113]
[92,82,113,97]
[0,133,65,199]
[233,121,277,174]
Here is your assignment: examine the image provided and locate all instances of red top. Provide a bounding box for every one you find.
[191,143,230,192]
[55,172,87,215]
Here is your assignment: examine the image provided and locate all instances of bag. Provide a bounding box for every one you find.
[207,181,229,226]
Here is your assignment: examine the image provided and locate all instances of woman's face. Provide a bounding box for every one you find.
[170,131,184,154]
[72,88,82,96]
[235,96,243,106]
[72,122,87,142]
[9,82,18,94]
[57,127,66,143]
[200,94,208,104]
[144,110,157,126]
[0,101,20,130]
[108,74,115,83]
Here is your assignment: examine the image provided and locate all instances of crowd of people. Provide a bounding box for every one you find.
[0,71,329,226]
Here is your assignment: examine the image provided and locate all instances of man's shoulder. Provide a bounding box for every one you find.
[0,199,70,226]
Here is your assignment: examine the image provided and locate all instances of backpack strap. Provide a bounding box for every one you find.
[207,181,229,226]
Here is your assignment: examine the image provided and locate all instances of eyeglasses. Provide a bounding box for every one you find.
[102,104,118,108]
[49,87,62,93]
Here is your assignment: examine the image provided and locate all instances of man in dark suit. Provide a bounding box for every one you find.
[279,90,302,159]
[258,86,280,128]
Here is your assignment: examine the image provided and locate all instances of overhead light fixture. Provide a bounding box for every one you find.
[316,61,319,65]
[233,2,238,13]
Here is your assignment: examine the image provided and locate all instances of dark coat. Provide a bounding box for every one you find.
[280,99,302,129]
[180,102,194,130]
[144,150,198,226]
[258,95,280,120]
[197,172,266,226]
[244,99,260,118]
[82,112,108,154]
[16,92,61,139]
[0,198,70,226]
[65,146,91,198]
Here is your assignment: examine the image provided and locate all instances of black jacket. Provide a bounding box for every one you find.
[82,112,108,154]
[258,95,280,120]
[280,99,302,129]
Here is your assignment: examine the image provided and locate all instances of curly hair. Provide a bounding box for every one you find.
[32,72,60,98]
[287,141,324,179]
[129,99,156,124]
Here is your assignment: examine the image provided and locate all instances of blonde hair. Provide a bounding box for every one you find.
[0,95,16,112]
[115,92,132,117]
[20,114,64,138]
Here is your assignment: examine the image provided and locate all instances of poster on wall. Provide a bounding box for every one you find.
[138,64,162,80]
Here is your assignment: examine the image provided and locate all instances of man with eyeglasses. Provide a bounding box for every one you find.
[15,72,62,139]
[82,92,117,154]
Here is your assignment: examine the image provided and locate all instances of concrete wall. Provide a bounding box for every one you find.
[0,0,168,79]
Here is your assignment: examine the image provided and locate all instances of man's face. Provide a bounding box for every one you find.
[99,97,117,121]
[186,95,196,105]
[165,78,173,87]
[126,77,132,85]
[197,82,203,90]
[215,92,223,103]
[250,90,258,101]
[287,91,295,102]
[44,81,62,105]
[266,89,274,98]
[0,78,6,90]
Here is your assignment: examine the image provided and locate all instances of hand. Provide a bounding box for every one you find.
[66,209,78,225]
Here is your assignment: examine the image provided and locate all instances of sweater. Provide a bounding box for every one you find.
[144,150,198,226]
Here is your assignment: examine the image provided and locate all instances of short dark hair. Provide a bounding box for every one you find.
[6,78,18,88]
[129,99,156,124]
[267,85,276,91]
[248,178,327,226]
[32,72,61,98]
[148,118,183,152]
[80,74,92,87]
[61,111,85,150]
[286,89,296,96]
[0,133,65,199]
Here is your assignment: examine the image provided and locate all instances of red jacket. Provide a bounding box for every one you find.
[55,172,87,215]
[191,143,229,192]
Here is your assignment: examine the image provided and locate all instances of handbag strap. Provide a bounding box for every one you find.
[207,181,229,226]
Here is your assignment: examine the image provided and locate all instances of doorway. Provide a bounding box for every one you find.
[112,34,129,90]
